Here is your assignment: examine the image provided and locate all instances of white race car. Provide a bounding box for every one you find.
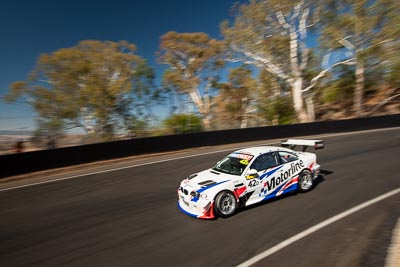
[177,139,324,219]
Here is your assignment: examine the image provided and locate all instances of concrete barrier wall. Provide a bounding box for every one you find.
[1,114,399,178]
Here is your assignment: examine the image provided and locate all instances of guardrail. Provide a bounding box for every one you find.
[1,114,399,178]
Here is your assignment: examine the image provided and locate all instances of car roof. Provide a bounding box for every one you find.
[234,146,292,156]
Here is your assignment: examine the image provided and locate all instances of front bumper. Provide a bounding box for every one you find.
[177,191,215,219]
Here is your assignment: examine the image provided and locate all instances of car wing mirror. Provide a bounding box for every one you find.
[246,169,259,179]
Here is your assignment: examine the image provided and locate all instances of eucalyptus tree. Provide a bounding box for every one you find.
[158,31,225,130]
[4,40,155,141]
[214,65,258,128]
[320,0,400,116]
[222,0,364,122]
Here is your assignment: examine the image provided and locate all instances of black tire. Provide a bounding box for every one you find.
[214,191,237,218]
[298,169,314,192]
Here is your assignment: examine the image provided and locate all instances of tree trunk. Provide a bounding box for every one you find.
[354,59,365,117]
[80,108,95,134]
[288,21,309,123]
[202,116,211,130]
[240,96,249,128]
[292,77,309,123]
[189,89,212,131]
[305,95,315,122]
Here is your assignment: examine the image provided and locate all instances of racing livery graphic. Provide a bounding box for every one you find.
[177,139,323,219]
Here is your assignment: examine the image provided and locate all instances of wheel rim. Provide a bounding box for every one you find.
[300,172,313,190]
[218,193,236,215]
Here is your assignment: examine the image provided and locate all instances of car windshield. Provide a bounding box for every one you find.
[213,153,253,176]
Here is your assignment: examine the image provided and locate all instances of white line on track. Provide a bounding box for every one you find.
[236,187,400,267]
[0,127,398,192]
[386,218,400,267]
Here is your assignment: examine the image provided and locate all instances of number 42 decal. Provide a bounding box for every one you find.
[248,180,259,187]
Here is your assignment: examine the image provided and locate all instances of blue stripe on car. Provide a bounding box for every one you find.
[262,181,298,201]
[260,166,283,180]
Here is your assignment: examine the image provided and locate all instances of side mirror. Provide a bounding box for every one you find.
[246,169,259,179]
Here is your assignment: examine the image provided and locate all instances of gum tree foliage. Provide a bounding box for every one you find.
[158,31,226,130]
[222,0,328,123]
[320,64,355,106]
[370,0,400,113]
[163,114,203,134]
[121,62,158,138]
[259,95,296,125]
[256,69,296,125]
[320,0,400,116]
[214,65,258,129]
[4,40,155,142]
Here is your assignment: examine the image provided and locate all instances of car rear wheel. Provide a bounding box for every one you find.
[214,191,237,218]
[298,169,313,192]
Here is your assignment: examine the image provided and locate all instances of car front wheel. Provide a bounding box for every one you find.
[214,191,237,218]
[298,169,314,192]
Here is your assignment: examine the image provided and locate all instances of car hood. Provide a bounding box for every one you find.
[186,169,238,191]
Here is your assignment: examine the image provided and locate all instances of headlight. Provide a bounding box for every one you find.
[190,191,208,199]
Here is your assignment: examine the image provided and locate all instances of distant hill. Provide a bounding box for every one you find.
[0,130,32,136]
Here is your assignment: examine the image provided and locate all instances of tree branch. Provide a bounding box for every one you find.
[338,36,355,51]
[289,24,300,76]
[302,58,356,93]
[299,7,310,40]
[292,1,304,20]
[229,44,290,81]
[369,89,399,113]
[276,11,290,30]
[37,79,54,86]
[229,57,261,66]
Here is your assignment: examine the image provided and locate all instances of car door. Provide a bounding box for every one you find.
[265,151,302,196]
[245,152,280,205]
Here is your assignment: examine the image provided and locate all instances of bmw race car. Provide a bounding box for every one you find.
[177,139,324,219]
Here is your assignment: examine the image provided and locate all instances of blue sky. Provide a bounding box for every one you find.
[0,0,237,131]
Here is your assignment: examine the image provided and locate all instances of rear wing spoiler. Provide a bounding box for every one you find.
[281,139,324,152]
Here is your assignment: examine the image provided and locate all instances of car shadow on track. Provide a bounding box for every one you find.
[233,170,334,217]
[320,169,334,176]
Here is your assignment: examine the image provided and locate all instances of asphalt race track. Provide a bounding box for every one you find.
[1,128,399,267]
